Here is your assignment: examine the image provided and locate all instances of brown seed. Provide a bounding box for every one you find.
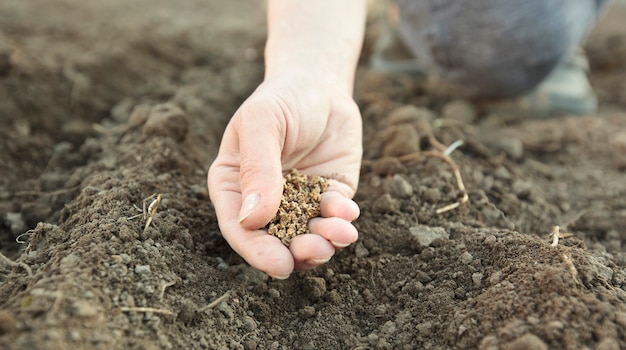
[266,169,328,245]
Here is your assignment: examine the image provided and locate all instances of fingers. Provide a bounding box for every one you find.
[290,190,359,270]
[308,216,358,248]
[320,191,360,221]
[209,176,294,279]
[229,231,296,280]
[289,234,336,270]
[235,107,285,230]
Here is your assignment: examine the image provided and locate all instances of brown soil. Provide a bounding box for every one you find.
[267,169,328,246]
[1,1,626,349]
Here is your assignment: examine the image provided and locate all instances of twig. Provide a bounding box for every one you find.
[158,280,176,301]
[198,291,231,313]
[120,306,174,316]
[443,140,464,156]
[16,229,34,245]
[398,149,469,214]
[549,225,574,247]
[0,251,33,277]
[143,194,162,233]
[16,229,34,251]
[428,135,447,153]
[550,226,561,247]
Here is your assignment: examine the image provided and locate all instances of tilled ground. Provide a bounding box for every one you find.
[1,1,626,349]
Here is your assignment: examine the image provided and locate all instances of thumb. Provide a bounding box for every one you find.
[236,114,285,230]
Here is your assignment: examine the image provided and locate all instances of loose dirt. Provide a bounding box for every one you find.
[1,1,625,349]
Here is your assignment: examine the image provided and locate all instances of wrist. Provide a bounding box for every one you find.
[264,63,356,97]
[264,0,366,96]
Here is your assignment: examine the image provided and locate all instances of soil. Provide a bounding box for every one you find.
[1,1,626,349]
[267,169,328,246]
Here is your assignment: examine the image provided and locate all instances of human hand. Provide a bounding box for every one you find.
[208,75,362,279]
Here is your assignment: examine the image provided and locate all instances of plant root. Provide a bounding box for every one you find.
[198,291,230,313]
[0,251,33,277]
[120,306,174,316]
[397,145,469,214]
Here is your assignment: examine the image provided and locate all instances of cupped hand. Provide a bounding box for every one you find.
[208,76,363,279]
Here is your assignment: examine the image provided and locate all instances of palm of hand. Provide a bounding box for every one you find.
[208,80,362,279]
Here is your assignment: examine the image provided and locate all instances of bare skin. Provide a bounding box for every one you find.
[208,0,367,279]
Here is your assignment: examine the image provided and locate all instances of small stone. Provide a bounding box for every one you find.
[306,277,326,299]
[382,126,420,157]
[512,180,533,200]
[489,271,503,285]
[217,302,234,319]
[216,257,229,271]
[235,265,269,289]
[268,288,281,299]
[381,320,397,335]
[386,105,434,125]
[409,225,449,247]
[299,306,316,319]
[134,265,151,274]
[367,333,379,346]
[416,321,433,336]
[493,166,512,180]
[372,193,400,213]
[547,321,563,330]
[421,187,442,204]
[460,252,473,264]
[484,235,497,245]
[526,317,540,325]
[442,100,477,124]
[354,242,370,258]
[374,304,388,317]
[415,270,432,283]
[384,175,414,199]
[472,272,484,288]
[495,137,524,160]
[371,157,406,176]
[242,315,257,332]
[73,300,98,317]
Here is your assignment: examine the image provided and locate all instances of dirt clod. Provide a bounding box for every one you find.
[142,103,189,142]
[266,169,328,245]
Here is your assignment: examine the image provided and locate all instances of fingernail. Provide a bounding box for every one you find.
[268,273,290,280]
[310,257,332,265]
[331,241,350,248]
[238,192,260,223]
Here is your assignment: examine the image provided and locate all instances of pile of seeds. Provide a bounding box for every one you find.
[266,169,328,245]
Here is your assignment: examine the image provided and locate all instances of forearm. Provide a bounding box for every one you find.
[265,0,367,94]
